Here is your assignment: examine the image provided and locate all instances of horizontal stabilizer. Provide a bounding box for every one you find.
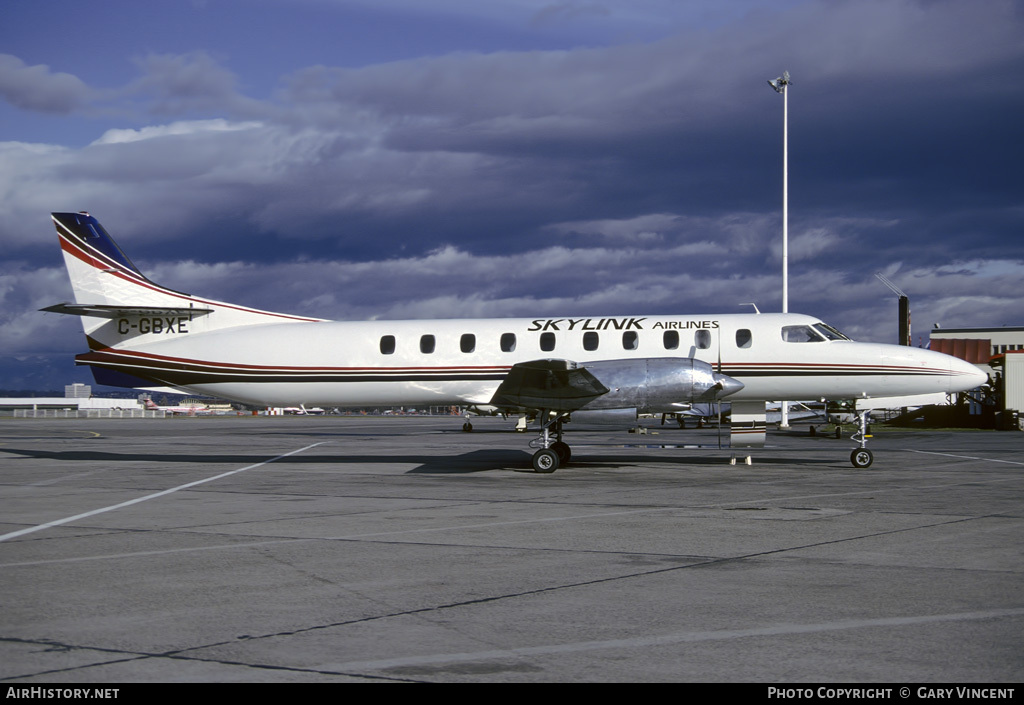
[41,303,213,319]
[490,359,609,411]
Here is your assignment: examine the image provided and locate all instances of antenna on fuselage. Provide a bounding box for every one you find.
[739,303,761,314]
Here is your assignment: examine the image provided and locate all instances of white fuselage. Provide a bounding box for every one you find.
[85,312,986,408]
[52,212,986,416]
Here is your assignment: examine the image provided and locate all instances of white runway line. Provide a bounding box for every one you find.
[327,607,1024,672]
[0,442,325,543]
[909,449,1024,466]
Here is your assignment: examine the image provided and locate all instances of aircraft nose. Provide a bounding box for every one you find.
[950,356,988,392]
[712,373,744,399]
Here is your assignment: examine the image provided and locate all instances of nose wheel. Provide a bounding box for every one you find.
[849,411,873,468]
[850,448,873,468]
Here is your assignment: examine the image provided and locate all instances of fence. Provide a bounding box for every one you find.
[13,408,166,419]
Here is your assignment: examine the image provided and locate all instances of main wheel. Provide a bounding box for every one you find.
[462,421,473,432]
[850,448,873,468]
[551,441,571,465]
[532,448,560,473]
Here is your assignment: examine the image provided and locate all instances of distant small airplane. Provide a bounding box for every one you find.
[281,406,325,415]
[142,398,209,415]
[43,212,986,471]
[668,401,831,428]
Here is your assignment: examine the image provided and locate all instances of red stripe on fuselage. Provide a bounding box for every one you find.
[79,347,512,375]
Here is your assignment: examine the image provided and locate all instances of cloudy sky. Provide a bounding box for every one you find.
[1,0,1022,390]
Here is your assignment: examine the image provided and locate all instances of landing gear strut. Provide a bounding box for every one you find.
[849,410,873,468]
[530,411,570,473]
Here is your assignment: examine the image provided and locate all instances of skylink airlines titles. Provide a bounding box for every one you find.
[527,318,720,332]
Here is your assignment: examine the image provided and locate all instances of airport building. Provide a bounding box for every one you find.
[0,384,160,418]
[929,325,1024,376]
[930,325,1024,425]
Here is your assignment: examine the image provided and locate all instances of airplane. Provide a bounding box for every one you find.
[42,211,987,472]
[142,397,210,415]
[666,400,832,429]
[280,406,326,415]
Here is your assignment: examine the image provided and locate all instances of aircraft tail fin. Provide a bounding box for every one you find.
[46,211,322,365]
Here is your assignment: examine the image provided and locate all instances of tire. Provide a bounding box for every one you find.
[551,441,571,465]
[532,448,560,473]
[850,448,873,468]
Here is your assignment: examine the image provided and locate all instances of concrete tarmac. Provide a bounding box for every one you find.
[1,415,1021,683]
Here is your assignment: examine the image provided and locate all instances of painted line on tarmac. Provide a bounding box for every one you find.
[0,442,326,543]
[910,449,1024,466]
[326,607,1024,672]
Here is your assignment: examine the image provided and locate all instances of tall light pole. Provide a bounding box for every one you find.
[767,70,790,314]
[768,71,791,427]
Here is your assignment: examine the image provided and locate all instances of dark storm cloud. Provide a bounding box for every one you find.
[125,51,269,118]
[0,55,93,114]
[0,0,1022,388]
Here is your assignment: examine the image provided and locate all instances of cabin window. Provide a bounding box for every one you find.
[460,333,476,353]
[540,332,556,352]
[583,331,599,351]
[501,333,517,352]
[781,325,824,343]
[663,330,679,350]
[736,329,752,348]
[380,335,396,355]
[622,331,638,350]
[420,334,436,354]
[695,329,712,349]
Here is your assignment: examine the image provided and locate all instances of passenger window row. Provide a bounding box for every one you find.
[378,329,745,354]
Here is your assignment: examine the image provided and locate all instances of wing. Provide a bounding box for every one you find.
[489,359,609,411]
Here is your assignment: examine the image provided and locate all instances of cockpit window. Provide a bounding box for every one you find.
[813,322,851,341]
[781,325,825,343]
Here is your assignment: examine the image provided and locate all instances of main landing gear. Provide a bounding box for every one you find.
[525,408,877,472]
[530,411,571,473]
[849,410,873,468]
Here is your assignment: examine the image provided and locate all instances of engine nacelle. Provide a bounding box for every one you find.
[578,358,742,413]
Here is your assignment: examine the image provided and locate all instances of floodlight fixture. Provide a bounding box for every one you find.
[768,71,791,94]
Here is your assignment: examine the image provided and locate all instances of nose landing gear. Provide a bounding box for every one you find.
[849,410,873,468]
